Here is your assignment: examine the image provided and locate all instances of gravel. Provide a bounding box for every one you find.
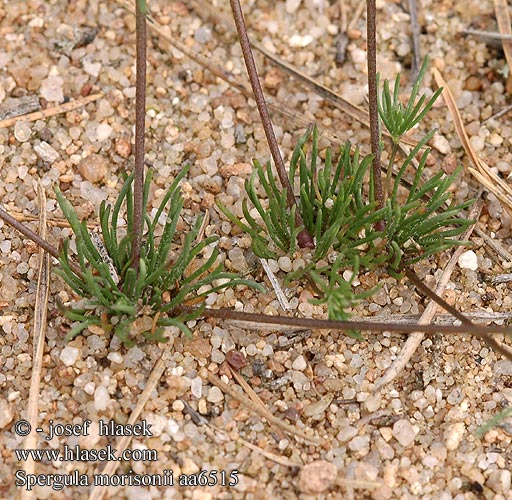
[1,1,512,499]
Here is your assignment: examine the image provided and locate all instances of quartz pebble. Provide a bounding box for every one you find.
[494,359,512,376]
[0,398,13,429]
[443,422,465,450]
[207,386,224,404]
[96,123,113,142]
[291,354,307,371]
[458,250,478,270]
[431,134,451,154]
[78,153,108,183]
[191,377,203,399]
[392,419,416,447]
[94,386,111,412]
[34,141,59,163]
[40,75,64,102]
[285,0,301,14]
[14,121,31,142]
[487,469,511,494]
[59,346,80,367]
[298,460,337,494]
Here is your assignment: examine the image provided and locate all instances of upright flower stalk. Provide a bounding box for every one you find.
[131,0,148,273]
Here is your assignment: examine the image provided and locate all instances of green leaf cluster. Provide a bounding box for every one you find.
[218,59,473,326]
[55,167,263,346]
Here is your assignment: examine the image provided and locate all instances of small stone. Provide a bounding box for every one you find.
[80,181,107,205]
[464,76,483,91]
[78,153,108,183]
[349,435,370,452]
[185,337,211,358]
[115,136,131,158]
[285,0,301,14]
[288,34,314,48]
[443,422,465,450]
[96,122,113,142]
[190,376,203,399]
[364,394,382,412]
[181,457,200,475]
[206,386,224,404]
[292,354,307,371]
[486,469,511,494]
[83,60,102,78]
[0,398,13,429]
[431,134,451,154]
[392,419,416,447]
[494,359,512,376]
[94,385,110,412]
[34,141,59,163]
[303,395,333,418]
[337,425,358,443]
[264,68,283,89]
[278,256,293,273]
[40,75,64,102]
[469,135,485,153]
[226,350,247,370]
[14,121,31,142]
[458,250,478,270]
[219,162,252,178]
[298,460,337,495]
[60,346,80,367]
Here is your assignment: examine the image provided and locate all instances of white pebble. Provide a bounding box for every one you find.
[392,418,417,447]
[94,385,111,411]
[443,422,465,450]
[14,121,32,142]
[458,250,478,270]
[285,0,301,14]
[292,354,307,371]
[288,34,313,48]
[278,256,293,273]
[337,425,358,443]
[59,346,80,366]
[469,135,485,152]
[190,377,203,399]
[34,141,59,163]
[107,352,123,364]
[0,240,11,253]
[431,134,451,154]
[40,75,64,102]
[96,123,113,142]
[487,470,511,494]
[349,435,370,452]
[207,386,224,403]
[83,60,102,78]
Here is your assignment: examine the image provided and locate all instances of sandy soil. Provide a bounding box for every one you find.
[0,1,512,499]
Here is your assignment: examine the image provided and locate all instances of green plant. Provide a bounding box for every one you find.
[55,167,263,345]
[377,56,444,198]
[218,58,472,323]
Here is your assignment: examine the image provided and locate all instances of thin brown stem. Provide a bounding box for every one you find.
[367,0,384,214]
[0,206,82,275]
[405,267,512,361]
[177,306,512,343]
[229,0,314,249]
[131,0,148,273]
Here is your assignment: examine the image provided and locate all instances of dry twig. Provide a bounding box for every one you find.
[21,183,50,500]
[0,93,103,129]
[373,201,484,392]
